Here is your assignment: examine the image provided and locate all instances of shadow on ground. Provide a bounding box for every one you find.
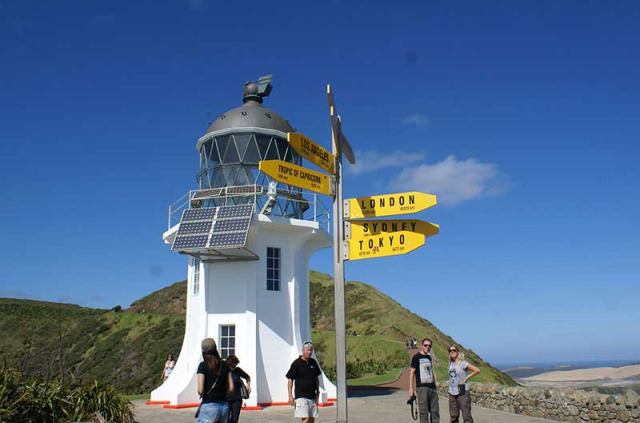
[348,386,400,398]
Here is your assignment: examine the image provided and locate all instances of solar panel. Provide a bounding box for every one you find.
[217,204,253,219]
[209,232,248,247]
[176,221,214,236]
[192,188,223,200]
[182,207,217,222]
[213,217,251,232]
[226,185,263,195]
[172,235,209,250]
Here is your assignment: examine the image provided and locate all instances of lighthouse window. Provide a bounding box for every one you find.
[193,258,200,295]
[219,325,235,359]
[266,247,281,291]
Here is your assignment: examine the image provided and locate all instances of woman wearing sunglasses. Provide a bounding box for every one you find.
[447,344,480,423]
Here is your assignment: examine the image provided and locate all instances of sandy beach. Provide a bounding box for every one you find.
[519,364,640,388]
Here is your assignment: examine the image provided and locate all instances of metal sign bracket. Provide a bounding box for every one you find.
[343,199,350,219]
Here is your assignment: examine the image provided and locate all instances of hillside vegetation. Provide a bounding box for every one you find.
[0,271,514,393]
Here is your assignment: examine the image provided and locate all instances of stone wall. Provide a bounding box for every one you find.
[436,383,640,423]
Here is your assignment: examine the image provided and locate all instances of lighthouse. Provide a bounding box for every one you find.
[150,76,337,408]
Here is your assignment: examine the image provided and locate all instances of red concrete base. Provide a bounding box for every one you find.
[154,401,329,411]
[158,402,263,411]
[163,402,200,409]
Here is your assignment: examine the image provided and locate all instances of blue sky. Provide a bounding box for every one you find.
[1,0,639,365]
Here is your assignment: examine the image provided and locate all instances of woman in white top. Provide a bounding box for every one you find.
[161,354,176,381]
[447,344,479,423]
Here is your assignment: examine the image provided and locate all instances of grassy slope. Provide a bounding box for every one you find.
[0,271,514,393]
[0,298,184,394]
[308,272,514,385]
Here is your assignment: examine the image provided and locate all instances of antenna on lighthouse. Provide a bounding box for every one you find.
[243,74,273,103]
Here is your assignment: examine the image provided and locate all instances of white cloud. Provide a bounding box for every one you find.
[349,150,426,175]
[388,155,510,205]
[403,114,430,126]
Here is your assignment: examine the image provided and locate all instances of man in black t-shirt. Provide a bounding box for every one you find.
[409,338,440,423]
[286,341,321,423]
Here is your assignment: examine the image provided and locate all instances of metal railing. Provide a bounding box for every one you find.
[168,185,331,232]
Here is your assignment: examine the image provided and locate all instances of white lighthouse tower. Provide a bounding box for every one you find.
[150,76,337,409]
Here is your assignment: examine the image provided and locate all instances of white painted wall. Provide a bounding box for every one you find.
[151,214,336,406]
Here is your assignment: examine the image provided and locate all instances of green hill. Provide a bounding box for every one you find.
[0,271,514,393]
[0,298,184,393]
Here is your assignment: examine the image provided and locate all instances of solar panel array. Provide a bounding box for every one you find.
[173,235,210,250]
[177,221,214,235]
[182,207,217,221]
[190,185,262,202]
[227,185,263,195]
[213,218,251,232]
[172,205,254,251]
[217,204,253,218]
[192,188,223,200]
[210,232,248,248]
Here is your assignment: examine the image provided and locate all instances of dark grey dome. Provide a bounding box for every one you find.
[204,100,294,135]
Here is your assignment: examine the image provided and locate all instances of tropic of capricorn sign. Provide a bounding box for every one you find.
[258,159,335,196]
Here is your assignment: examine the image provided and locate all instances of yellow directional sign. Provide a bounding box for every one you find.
[347,219,439,240]
[259,160,335,196]
[287,132,335,174]
[345,231,426,261]
[344,192,437,219]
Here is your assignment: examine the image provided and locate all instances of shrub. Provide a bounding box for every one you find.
[0,368,137,423]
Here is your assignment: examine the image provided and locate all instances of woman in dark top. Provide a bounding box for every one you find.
[197,338,234,423]
[225,355,251,423]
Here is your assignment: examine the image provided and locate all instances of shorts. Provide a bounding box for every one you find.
[294,397,319,418]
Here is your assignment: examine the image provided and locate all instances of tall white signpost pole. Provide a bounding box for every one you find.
[332,151,347,423]
[328,84,355,423]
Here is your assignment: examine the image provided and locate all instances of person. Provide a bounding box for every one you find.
[196,338,234,423]
[447,344,480,423]
[286,341,321,423]
[409,338,439,423]
[225,355,251,423]
[161,354,176,381]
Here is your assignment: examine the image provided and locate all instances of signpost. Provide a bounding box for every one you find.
[328,84,349,423]
[344,192,437,219]
[344,219,438,261]
[345,231,426,260]
[258,159,335,196]
[287,132,336,174]
[346,219,439,239]
[328,86,356,165]
[257,84,438,423]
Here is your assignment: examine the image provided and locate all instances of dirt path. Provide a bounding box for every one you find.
[376,347,418,390]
